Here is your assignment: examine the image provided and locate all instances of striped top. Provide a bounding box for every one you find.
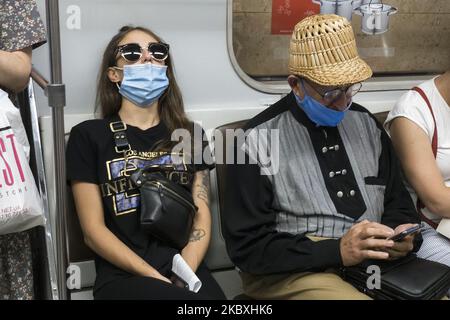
[223,92,421,275]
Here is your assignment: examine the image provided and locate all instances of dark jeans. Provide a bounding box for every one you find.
[94,263,226,300]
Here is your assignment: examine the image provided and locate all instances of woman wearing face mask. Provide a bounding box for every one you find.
[66,26,226,300]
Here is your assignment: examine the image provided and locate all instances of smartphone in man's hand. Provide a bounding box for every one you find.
[387,225,422,242]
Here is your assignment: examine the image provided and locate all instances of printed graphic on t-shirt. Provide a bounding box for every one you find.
[100,151,191,216]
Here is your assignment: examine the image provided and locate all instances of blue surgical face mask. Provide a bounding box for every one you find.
[294,81,351,127]
[117,63,169,108]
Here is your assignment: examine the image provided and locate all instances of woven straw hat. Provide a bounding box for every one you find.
[289,14,372,86]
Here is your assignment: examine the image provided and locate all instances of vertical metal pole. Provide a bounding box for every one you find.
[27,79,59,300]
[45,0,68,300]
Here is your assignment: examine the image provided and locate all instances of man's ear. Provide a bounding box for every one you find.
[287,75,301,96]
[107,67,122,83]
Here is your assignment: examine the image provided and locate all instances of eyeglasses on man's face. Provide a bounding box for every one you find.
[304,79,362,104]
[115,42,170,63]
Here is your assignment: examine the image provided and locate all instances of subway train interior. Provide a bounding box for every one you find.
[1,0,450,300]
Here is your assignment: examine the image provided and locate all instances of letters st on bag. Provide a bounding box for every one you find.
[0,95,44,235]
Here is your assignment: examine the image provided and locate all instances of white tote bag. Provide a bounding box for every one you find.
[0,89,45,235]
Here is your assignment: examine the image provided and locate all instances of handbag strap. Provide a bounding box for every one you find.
[141,161,178,173]
[109,120,131,154]
[109,119,180,178]
[411,86,439,229]
[412,87,437,157]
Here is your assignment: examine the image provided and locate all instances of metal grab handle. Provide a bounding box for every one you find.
[388,6,398,15]
[31,67,49,93]
[353,7,363,15]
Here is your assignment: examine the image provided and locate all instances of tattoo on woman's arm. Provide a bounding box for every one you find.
[195,170,210,205]
[190,228,206,242]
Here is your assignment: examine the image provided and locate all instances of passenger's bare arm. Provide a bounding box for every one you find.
[71,181,171,283]
[181,170,212,272]
[390,117,450,218]
[0,47,32,92]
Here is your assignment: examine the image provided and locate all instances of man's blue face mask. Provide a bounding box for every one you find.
[115,63,169,108]
[294,80,352,127]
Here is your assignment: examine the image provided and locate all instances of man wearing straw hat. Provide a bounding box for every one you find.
[223,14,421,299]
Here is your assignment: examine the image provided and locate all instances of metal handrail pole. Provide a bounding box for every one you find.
[27,79,59,300]
[45,0,68,300]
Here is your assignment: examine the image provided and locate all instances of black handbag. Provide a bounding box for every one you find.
[130,167,197,250]
[341,254,450,300]
[109,120,197,250]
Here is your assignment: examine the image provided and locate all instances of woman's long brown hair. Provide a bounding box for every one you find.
[96,26,193,151]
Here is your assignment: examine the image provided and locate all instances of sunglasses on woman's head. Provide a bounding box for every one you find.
[116,42,170,63]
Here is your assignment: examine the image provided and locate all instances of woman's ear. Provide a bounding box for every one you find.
[107,67,122,83]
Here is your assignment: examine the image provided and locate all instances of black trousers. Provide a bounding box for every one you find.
[94,263,226,300]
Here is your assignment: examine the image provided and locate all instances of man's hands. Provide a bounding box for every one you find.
[340,220,395,266]
[384,223,417,259]
[340,220,418,266]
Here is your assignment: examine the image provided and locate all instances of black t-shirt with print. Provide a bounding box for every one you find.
[66,116,214,292]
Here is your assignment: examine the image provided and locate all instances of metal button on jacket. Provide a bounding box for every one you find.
[337,191,344,198]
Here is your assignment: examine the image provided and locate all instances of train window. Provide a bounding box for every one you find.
[229,0,450,92]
